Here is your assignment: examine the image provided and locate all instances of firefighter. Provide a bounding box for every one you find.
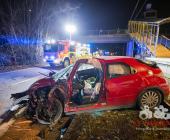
[95,52,100,57]
[79,53,84,59]
[84,52,89,58]
[72,53,78,63]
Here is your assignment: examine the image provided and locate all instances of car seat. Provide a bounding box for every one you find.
[82,72,103,103]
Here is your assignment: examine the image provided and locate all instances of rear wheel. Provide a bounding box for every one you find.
[36,98,63,125]
[138,89,162,109]
[49,63,56,67]
[63,59,70,68]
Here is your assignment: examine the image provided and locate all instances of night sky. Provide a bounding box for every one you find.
[74,0,170,30]
[2,0,170,55]
[68,0,170,55]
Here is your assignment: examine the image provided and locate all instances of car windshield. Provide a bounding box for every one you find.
[43,44,58,52]
[52,64,74,81]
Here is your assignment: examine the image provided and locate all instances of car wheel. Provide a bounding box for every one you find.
[50,63,56,67]
[63,59,70,68]
[138,89,162,109]
[36,98,63,125]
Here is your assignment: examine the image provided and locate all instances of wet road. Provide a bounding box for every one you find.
[0,65,62,118]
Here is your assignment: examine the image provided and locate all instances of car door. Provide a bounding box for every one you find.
[65,59,107,113]
[105,62,143,107]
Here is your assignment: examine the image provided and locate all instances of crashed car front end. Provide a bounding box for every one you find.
[11,64,74,124]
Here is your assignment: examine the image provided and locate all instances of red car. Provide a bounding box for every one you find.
[19,56,169,124]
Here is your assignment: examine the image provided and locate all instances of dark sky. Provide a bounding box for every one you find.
[69,0,170,54]
[73,0,170,30]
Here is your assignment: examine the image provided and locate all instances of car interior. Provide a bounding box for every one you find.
[70,63,103,107]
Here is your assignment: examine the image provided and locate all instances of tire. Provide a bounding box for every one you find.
[138,89,162,110]
[36,98,63,125]
[49,63,56,67]
[63,59,70,68]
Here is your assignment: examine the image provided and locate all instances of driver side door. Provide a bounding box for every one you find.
[65,60,107,114]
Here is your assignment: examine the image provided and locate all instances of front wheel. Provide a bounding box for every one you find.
[36,98,63,125]
[138,89,162,109]
[63,59,70,68]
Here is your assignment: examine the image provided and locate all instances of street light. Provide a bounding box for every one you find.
[66,25,75,41]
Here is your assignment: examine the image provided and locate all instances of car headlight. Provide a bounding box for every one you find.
[43,59,46,62]
[51,56,55,60]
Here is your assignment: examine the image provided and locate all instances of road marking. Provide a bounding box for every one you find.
[11,75,44,86]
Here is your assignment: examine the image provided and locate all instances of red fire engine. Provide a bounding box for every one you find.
[43,40,90,67]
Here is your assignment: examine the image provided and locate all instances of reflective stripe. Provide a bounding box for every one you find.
[63,52,75,55]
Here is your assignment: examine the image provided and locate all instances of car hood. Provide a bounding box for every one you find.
[29,77,55,91]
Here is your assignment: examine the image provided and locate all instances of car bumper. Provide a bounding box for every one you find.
[45,58,61,64]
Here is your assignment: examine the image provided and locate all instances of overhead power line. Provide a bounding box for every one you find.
[134,0,148,20]
[126,0,140,29]
[129,0,140,21]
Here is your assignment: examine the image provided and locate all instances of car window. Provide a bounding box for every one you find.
[77,63,94,71]
[52,64,74,81]
[106,62,131,79]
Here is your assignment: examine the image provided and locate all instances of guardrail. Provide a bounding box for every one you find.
[78,29,127,37]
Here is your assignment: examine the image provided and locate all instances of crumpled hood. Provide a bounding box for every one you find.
[29,77,55,91]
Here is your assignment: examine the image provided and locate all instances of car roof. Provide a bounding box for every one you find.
[95,56,135,63]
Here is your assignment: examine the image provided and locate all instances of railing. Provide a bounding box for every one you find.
[78,29,127,37]
[159,35,170,49]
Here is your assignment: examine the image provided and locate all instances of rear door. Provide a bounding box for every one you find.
[105,62,142,107]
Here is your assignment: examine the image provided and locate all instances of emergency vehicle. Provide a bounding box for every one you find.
[43,40,90,67]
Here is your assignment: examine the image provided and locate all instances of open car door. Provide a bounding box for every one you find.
[65,58,107,115]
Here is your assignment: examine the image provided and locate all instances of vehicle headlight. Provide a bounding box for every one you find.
[43,59,46,62]
[45,56,48,59]
[51,56,55,60]
[54,59,59,63]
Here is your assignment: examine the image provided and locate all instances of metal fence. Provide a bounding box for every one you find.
[78,29,127,37]
[159,35,170,49]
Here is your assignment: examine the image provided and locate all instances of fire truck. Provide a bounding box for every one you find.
[43,40,90,67]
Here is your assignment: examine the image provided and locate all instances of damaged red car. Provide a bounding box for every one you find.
[13,56,170,124]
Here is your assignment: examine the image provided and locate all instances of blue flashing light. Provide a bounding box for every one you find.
[45,56,48,59]
[0,36,43,45]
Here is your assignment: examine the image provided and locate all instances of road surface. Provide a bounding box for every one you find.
[0,66,60,118]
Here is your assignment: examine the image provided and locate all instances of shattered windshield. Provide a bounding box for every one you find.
[52,64,74,81]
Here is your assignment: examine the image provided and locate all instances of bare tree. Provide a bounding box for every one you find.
[0,0,80,66]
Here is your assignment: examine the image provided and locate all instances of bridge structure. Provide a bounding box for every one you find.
[72,29,131,43]
[72,17,170,58]
[128,17,170,58]
[72,29,133,56]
